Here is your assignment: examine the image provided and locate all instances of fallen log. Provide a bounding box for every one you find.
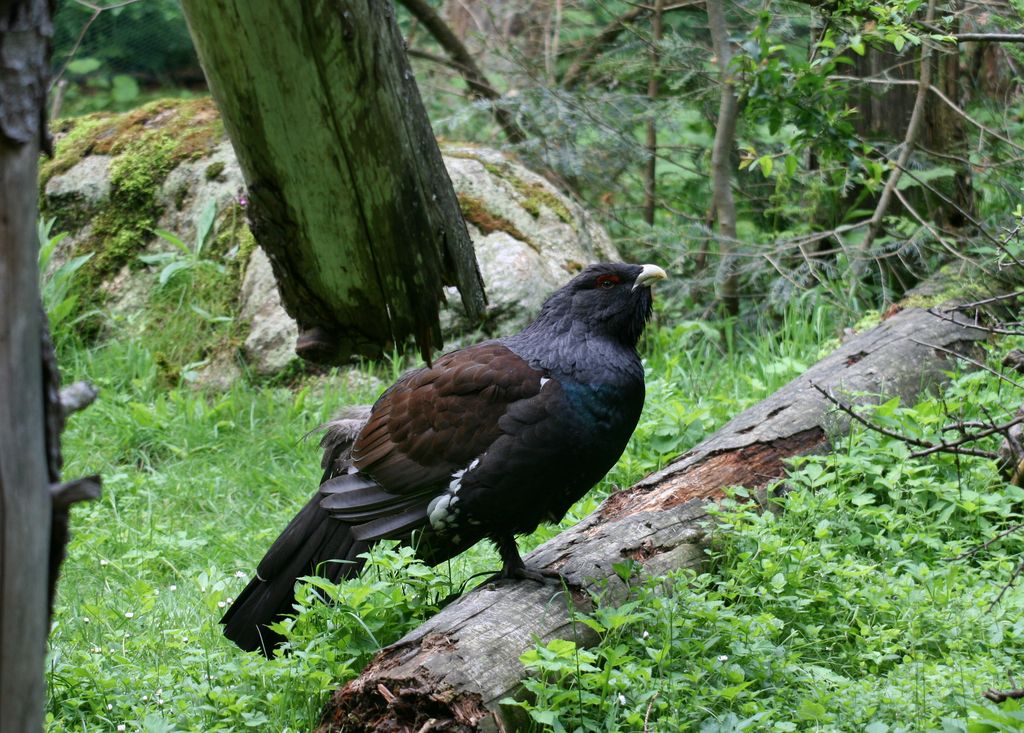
[317,305,989,732]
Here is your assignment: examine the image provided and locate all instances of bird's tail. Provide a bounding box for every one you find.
[221,491,370,656]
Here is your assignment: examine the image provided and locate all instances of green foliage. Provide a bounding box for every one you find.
[52,0,199,117]
[141,200,225,288]
[506,359,1024,732]
[46,303,838,732]
[37,217,97,341]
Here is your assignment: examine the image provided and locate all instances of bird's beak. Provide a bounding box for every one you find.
[632,263,668,291]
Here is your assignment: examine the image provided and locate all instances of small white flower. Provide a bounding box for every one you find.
[153,589,159,596]
[142,695,148,702]
[235,570,246,578]
[168,585,177,591]
[181,636,188,643]
[642,630,650,639]
[106,704,113,710]
[100,559,109,566]
[124,611,134,619]
[217,601,226,608]
[91,646,101,654]
[717,654,729,662]
[117,725,126,731]
[226,597,233,604]
[617,694,627,706]
[82,617,90,624]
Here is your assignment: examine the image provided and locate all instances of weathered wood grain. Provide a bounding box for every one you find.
[0,2,52,730]
[317,305,989,732]
[180,0,486,364]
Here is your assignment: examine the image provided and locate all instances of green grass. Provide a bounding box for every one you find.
[47,300,835,732]
[46,300,1023,732]
[509,357,1024,732]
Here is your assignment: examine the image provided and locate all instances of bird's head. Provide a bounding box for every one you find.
[533,262,667,347]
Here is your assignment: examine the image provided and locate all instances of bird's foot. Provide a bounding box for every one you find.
[502,563,563,585]
[492,534,564,585]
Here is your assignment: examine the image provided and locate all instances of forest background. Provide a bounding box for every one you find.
[36,0,1024,731]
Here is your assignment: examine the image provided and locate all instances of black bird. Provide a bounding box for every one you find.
[222,262,667,654]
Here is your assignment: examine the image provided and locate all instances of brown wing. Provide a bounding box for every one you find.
[351,341,545,494]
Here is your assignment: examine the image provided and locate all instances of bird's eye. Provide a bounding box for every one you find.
[596,274,620,289]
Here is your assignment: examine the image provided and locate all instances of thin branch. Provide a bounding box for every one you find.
[893,188,997,279]
[910,338,1024,391]
[50,0,147,91]
[955,523,1024,560]
[810,382,1002,460]
[911,413,1024,459]
[562,6,647,90]
[989,559,1024,609]
[925,307,1024,337]
[830,75,1024,155]
[983,685,1024,703]
[957,290,1024,310]
[938,31,1024,43]
[560,1,700,89]
[643,0,664,226]
[397,0,526,144]
[859,0,937,262]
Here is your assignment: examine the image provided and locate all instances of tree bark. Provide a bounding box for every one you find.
[643,0,664,227]
[317,299,990,731]
[707,0,740,314]
[0,1,52,729]
[180,0,486,365]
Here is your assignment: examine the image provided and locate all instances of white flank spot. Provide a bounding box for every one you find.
[428,493,460,531]
[448,469,465,493]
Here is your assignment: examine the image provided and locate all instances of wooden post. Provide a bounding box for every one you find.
[0,1,53,730]
[180,0,486,364]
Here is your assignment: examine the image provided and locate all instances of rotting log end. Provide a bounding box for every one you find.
[318,673,494,733]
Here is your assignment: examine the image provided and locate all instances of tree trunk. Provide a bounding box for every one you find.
[0,1,52,729]
[317,298,990,731]
[180,0,486,365]
[707,0,740,315]
[643,0,663,227]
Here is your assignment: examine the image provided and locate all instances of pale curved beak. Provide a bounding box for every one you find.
[632,263,668,291]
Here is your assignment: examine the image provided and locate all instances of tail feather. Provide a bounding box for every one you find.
[221,492,369,655]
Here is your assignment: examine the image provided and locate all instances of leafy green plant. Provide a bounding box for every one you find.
[139,199,224,288]
[37,217,97,339]
[506,353,1024,732]
[965,700,1024,732]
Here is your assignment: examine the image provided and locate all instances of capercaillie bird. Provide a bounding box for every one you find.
[222,262,667,655]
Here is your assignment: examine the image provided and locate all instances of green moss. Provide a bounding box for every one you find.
[204,161,226,181]
[480,160,576,227]
[42,98,223,186]
[76,133,179,283]
[850,309,882,332]
[898,263,989,311]
[40,98,226,292]
[457,194,540,253]
[441,145,577,229]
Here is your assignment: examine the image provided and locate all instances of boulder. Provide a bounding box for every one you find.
[40,99,619,380]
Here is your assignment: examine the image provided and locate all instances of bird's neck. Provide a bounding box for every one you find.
[502,321,641,384]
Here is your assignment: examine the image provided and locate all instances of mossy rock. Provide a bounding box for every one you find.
[39,99,618,383]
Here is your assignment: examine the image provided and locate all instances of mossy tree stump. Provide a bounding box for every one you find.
[181,0,486,364]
